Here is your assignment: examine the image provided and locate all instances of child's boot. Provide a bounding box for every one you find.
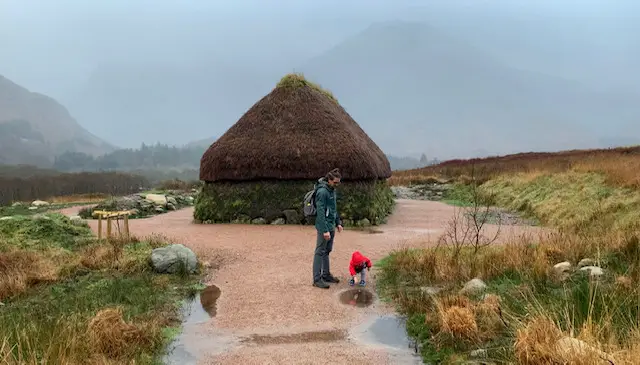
[359,279,366,287]
[349,278,355,286]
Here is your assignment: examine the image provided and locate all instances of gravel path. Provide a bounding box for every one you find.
[60,199,543,364]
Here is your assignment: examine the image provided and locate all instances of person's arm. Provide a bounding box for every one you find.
[349,260,356,276]
[315,188,330,234]
[334,191,343,228]
[365,257,372,269]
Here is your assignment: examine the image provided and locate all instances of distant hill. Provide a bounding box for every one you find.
[184,137,216,149]
[297,21,638,158]
[0,75,114,167]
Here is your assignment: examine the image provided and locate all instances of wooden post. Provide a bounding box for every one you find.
[106,217,112,240]
[123,215,130,241]
[98,216,103,240]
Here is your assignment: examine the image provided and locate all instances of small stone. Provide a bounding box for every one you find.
[552,261,572,280]
[357,218,371,227]
[0,301,4,306]
[578,258,595,268]
[202,261,211,269]
[460,278,487,296]
[470,349,488,358]
[11,202,22,207]
[555,337,615,364]
[28,206,38,210]
[271,217,286,225]
[580,265,604,278]
[155,206,165,213]
[251,217,266,224]
[167,197,178,206]
[31,200,49,207]
[167,203,176,211]
[0,216,12,221]
[420,286,441,295]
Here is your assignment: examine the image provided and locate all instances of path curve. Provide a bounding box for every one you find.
[62,199,543,364]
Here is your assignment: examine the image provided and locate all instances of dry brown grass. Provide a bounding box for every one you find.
[390,146,640,189]
[439,306,479,340]
[514,316,622,365]
[47,193,109,204]
[422,293,507,349]
[0,250,57,300]
[87,307,157,359]
[514,316,565,364]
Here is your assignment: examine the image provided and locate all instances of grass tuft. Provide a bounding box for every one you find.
[276,73,337,102]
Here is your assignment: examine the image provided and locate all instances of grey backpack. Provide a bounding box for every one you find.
[303,184,318,217]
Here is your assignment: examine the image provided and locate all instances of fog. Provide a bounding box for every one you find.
[1,0,638,159]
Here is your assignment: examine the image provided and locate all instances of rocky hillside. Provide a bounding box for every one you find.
[0,75,114,166]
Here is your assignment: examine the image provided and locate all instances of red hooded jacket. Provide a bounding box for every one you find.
[349,251,372,276]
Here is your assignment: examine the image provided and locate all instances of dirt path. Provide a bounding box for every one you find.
[61,199,543,364]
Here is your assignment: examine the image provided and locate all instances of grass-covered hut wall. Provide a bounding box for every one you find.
[194,73,395,226]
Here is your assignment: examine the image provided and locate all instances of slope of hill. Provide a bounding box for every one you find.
[297,21,638,158]
[0,75,114,166]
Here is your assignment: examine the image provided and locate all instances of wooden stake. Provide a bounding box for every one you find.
[106,217,112,240]
[98,216,103,240]
[124,215,130,240]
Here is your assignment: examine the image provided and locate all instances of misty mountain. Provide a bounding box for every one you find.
[297,21,639,158]
[0,75,114,166]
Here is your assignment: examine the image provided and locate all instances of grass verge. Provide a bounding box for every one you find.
[380,159,640,363]
[0,212,206,364]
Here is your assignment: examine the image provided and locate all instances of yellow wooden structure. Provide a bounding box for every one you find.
[93,210,133,240]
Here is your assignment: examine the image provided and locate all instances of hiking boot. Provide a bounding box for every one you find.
[358,280,366,287]
[313,280,330,289]
[323,274,340,283]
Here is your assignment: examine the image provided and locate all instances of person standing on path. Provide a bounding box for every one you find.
[313,168,344,289]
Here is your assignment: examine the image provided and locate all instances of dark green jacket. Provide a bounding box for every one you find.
[314,177,342,233]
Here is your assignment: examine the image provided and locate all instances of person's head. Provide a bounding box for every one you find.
[325,168,341,187]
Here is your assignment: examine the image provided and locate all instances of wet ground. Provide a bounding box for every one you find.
[339,288,375,308]
[61,199,544,364]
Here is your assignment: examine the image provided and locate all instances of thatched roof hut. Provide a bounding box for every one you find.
[199,74,391,182]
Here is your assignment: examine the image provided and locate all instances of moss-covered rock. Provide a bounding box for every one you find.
[193,179,395,226]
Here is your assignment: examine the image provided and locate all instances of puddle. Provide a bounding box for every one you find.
[163,285,237,365]
[241,329,346,345]
[199,285,221,317]
[339,288,375,307]
[350,315,422,364]
[180,285,220,325]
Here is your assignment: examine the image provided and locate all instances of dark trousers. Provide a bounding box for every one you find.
[313,230,335,283]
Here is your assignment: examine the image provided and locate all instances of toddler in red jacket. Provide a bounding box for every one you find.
[348,251,372,287]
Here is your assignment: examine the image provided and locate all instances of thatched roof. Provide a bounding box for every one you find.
[200,73,391,182]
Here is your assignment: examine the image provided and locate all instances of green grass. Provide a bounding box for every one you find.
[0,202,93,217]
[276,73,337,102]
[1,270,200,364]
[482,172,640,232]
[441,182,476,207]
[0,213,206,364]
[376,171,640,363]
[0,213,93,250]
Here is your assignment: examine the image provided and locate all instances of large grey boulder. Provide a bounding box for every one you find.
[150,244,198,274]
[460,278,487,296]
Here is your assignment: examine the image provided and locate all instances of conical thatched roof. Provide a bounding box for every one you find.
[200,73,391,182]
